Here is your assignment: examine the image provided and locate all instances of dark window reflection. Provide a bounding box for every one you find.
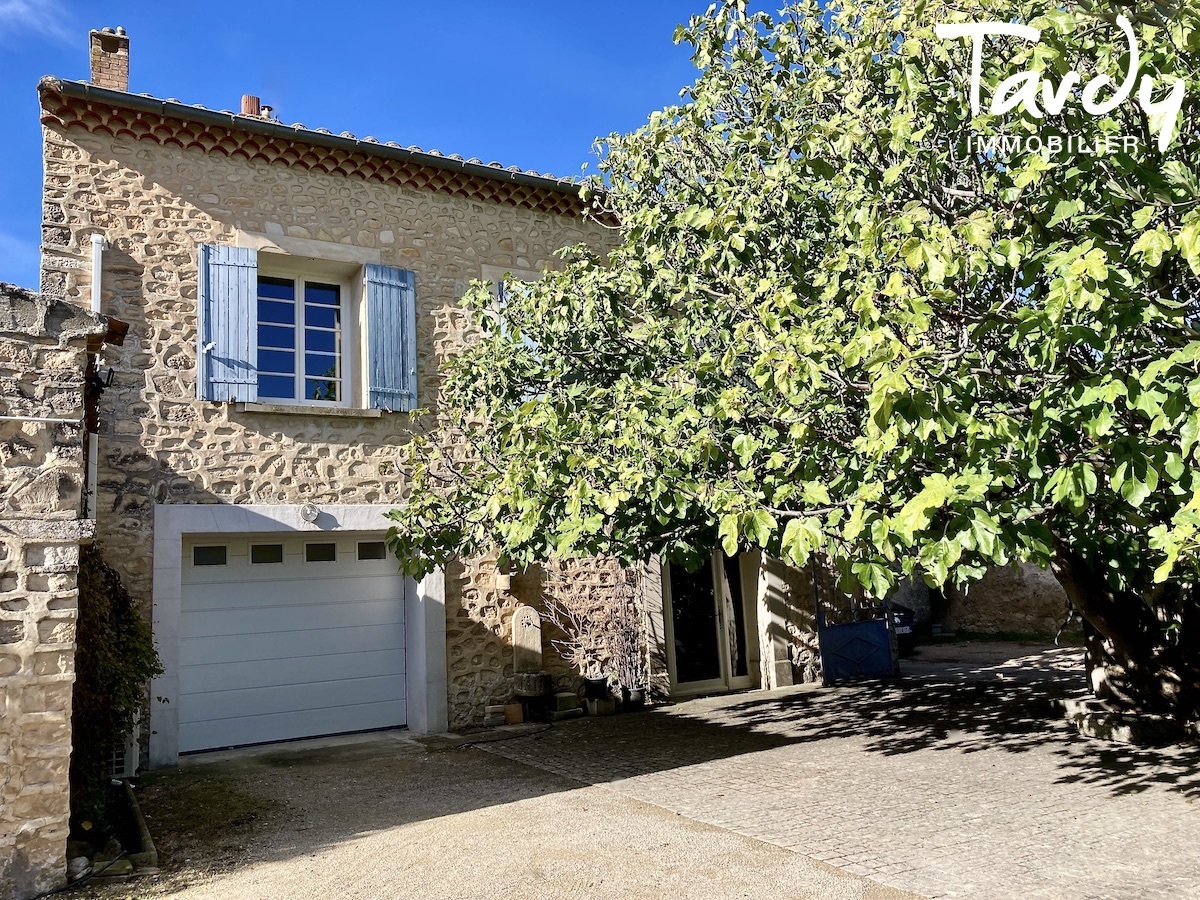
[723,555,749,678]
[670,563,722,683]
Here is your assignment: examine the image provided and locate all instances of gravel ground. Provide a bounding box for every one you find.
[70,641,1174,900]
[71,731,916,900]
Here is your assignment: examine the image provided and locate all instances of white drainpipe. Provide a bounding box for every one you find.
[90,234,104,315]
[86,234,105,520]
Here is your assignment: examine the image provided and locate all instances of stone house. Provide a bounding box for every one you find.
[32,25,864,772]
[4,24,1081,898]
[35,26,1072,769]
[37,27,633,770]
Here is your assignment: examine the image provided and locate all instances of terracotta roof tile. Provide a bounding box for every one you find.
[38,77,598,220]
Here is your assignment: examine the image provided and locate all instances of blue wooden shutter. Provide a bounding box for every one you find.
[365,264,417,411]
[197,245,258,402]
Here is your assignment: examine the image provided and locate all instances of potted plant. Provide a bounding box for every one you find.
[541,564,648,707]
[582,671,611,702]
[605,579,649,709]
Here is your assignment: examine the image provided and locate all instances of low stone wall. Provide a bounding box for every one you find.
[0,283,102,900]
[946,563,1072,637]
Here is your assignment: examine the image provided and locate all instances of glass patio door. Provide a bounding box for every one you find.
[665,554,755,695]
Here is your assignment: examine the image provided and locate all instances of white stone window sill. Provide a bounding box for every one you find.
[235,402,384,419]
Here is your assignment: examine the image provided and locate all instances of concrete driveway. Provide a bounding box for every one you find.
[83,733,912,900]
[81,642,1200,900]
[488,642,1200,899]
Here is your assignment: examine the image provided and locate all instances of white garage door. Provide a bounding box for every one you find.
[179,533,406,753]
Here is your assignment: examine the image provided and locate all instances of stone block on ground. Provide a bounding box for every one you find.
[552,691,579,712]
[513,671,549,698]
[585,698,617,717]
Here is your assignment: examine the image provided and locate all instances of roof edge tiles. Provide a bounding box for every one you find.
[38,76,593,219]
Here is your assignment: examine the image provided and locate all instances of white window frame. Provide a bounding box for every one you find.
[357,540,389,561]
[481,264,543,351]
[662,554,757,697]
[256,261,357,409]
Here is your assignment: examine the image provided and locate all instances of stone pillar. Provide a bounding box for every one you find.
[406,568,448,734]
[0,521,90,899]
[754,552,797,689]
[0,283,104,900]
[736,552,763,686]
[641,557,670,699]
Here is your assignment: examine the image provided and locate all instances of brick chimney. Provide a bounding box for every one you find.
[89,27,129,92]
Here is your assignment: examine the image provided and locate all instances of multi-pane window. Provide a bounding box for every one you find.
[199,246,419,409]
[257,275,343,403]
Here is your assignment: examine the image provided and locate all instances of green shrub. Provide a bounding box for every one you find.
[70,546,163,834]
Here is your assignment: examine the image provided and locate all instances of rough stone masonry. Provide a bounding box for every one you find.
[0,283,104,900]
[37,72,622,732]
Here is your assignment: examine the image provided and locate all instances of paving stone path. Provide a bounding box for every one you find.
[482,644,1200,900]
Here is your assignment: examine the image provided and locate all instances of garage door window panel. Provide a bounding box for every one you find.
[192,546,227,567]
[358,541,388,561]
[305,542,338,563]
[250,543,285,565]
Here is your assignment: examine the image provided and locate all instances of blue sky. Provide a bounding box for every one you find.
[0,1,708,289]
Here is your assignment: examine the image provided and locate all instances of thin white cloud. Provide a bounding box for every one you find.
[0,0,71,44]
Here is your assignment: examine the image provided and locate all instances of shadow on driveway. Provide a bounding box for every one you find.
[491,642,1200,801]
[95,737,570,895]
[75,641,1197,898]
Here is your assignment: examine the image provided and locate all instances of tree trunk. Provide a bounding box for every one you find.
[1051,544,1200,724]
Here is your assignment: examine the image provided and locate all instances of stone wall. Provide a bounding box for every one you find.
[39,120,614,727]
[780,561,834,685]
[780,559,1073,683]
[945,563,1073,637]
[444,555,526,728]
[444,555,647,728]
[0,283,102,900]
